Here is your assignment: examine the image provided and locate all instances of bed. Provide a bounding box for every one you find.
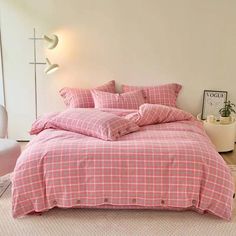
[12,104,234,220]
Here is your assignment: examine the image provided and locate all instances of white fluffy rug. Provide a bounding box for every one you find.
[1,169,236,236]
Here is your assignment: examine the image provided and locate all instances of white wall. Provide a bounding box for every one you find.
[0,17,4,106]
[1,0,236,140]
[0,46,4,106]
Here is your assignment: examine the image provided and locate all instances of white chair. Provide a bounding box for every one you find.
[0,105,21,196]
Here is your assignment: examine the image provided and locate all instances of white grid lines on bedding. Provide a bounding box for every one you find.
[12,120,234,220]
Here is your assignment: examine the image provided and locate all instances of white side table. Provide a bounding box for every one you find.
[203,121,235,152]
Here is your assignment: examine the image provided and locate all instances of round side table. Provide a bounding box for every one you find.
[203,121,235,152]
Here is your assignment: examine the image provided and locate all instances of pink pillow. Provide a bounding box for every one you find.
[30,112,59,135]
[125,103,194,126]
[50,109,139,141]
[122,83,182,107]
[59,80,116,108]
[91,90,145,109]
[29,109,140,140]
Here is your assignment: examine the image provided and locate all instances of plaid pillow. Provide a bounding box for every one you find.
[30,112,59,135]
[60,80,116,108]
[121,83,182,107]
[50,108,140,141]
[91,90,145,109]
[125,103,194,126]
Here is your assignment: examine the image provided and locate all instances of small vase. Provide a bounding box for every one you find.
[220,116,231,124]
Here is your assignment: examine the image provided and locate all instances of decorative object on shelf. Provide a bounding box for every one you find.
[29,28,59,118]
[201,90,228,120]
[206,115,216,124]
[219,100,236,124]
[197,113,203,122]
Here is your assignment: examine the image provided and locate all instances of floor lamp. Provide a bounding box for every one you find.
[29,28,59,119]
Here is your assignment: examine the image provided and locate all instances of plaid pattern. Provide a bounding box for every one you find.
[12,109,234,220]
[30,112,59,135]
[91,90,145,109]
[59,80,116,108]
[122,83,182,107]
[125,103,195,126]
[41,109,139,141]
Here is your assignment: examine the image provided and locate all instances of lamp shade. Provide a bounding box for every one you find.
[43,34,59,49]
[44,58,59,74]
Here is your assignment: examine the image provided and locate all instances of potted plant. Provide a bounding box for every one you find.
[219,100,236,124]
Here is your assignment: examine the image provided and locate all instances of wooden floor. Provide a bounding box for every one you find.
[18,142,236,165]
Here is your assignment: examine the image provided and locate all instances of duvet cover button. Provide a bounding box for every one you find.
[161,200,165,205]
[77,200,81,204]
[104,198,109,203]
[192,200,197,206]
[53,200,57,205]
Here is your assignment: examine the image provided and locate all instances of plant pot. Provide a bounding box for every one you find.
[220,116,232,124]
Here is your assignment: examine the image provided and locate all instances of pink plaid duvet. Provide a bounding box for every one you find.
[12,108,234,220]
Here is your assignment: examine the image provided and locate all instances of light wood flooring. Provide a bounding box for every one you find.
[18,142,236,165]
